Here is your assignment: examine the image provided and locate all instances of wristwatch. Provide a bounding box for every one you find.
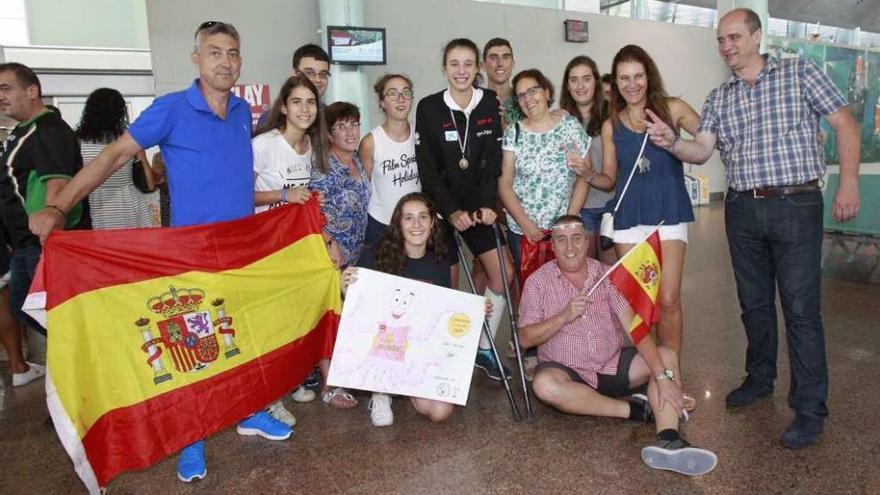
[656,368,675,381]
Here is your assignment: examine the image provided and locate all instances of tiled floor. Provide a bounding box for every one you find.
[2,203,878,494]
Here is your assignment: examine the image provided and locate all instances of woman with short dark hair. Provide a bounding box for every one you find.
[498,68,589,274]
[310,102,370,270]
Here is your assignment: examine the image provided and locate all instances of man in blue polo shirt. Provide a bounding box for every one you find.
[29,21,291,483]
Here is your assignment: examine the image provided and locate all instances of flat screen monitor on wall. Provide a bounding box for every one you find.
[327,26,386,65]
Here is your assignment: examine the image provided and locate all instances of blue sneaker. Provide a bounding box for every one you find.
[236,411,292,440]
[474,348,512,381]
[177,440,206,483]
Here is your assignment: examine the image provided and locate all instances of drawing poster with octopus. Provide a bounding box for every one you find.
[326,268,485,405]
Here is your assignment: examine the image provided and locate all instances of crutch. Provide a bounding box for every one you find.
[453,230,521,422]
[492,222,534,422]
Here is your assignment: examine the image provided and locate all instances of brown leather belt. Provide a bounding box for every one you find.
[742,180,820,198]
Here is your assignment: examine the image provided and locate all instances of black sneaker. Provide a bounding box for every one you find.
[781,414,823,449]
[304,367,321,391]
[725,375,773,407]
[474,348,512,381]
[627,393,654,423]
[641,438,717,476]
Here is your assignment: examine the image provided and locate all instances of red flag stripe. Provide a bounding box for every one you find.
[43,201,327,310]
[642,230,662,324]
[646,230,662,265]
[630,319,651,345]
[80,310,337,486]
[169,347,182,372]
[609,266,658,325]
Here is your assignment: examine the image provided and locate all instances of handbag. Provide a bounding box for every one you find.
[519,230,555,284]
[132,158,153,193]
[599,132,651,250]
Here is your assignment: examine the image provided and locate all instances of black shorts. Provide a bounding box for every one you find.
[454,222,505,257]
[536,347,644,398]
[439,221,460,264]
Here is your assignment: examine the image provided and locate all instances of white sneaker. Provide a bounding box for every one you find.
[291,386,317,403]
[266,400,297,427]
[12,362,46,387]
[368,393,393,427]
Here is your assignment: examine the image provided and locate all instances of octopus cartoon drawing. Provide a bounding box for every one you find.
[336,284,447,391]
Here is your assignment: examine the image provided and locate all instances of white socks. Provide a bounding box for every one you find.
[480,288,506,350]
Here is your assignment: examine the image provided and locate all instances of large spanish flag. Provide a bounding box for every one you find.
[608,228,662,345]
[23,201,340,494]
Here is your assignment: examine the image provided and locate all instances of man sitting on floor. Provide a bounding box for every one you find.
[518,215,716,476]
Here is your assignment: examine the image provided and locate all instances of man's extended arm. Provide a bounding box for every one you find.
[615,305,684,412]
[30,132,142,241]
[645,108,717,165]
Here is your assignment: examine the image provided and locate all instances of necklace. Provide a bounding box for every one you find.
[448,107,470,170]
[624,106,651,173]
[624,105,647,132]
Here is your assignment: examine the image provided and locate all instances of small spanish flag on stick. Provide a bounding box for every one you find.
[587,225,663,345]
[23,201,340,493]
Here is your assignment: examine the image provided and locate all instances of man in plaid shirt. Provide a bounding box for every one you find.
[645,8,861,450]
[519,215,716,476]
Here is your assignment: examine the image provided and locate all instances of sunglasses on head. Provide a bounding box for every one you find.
[198,21,219,30]
[195,21,224,38]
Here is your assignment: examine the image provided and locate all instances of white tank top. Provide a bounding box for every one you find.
[367,124,420,224]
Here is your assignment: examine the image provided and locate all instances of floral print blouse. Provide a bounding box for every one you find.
[310,152,371,266]
[501,114,590,234]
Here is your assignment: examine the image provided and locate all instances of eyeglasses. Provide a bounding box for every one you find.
[515,85,543,102]
[384,89,414,101]
[331,121,361,133]
[301,69,332,81]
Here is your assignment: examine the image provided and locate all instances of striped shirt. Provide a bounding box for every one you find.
[698,56,847,191]
[81,141,152,229]
[518,257,628,387]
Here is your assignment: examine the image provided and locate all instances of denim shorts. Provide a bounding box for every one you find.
[580,207,604,233]
[9,244,44,333]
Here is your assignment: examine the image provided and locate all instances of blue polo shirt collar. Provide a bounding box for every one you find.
[185,78,244,115]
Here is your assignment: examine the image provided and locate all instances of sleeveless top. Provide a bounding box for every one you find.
[81,140,152,229]
[367,125,420,224]
[611,124,694,229]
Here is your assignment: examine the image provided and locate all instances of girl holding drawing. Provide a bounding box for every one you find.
[341,192,457,427]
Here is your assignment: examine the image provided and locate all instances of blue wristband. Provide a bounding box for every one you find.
[281,188,288,203]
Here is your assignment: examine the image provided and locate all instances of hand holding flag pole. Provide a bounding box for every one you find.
[585,222,664,347]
